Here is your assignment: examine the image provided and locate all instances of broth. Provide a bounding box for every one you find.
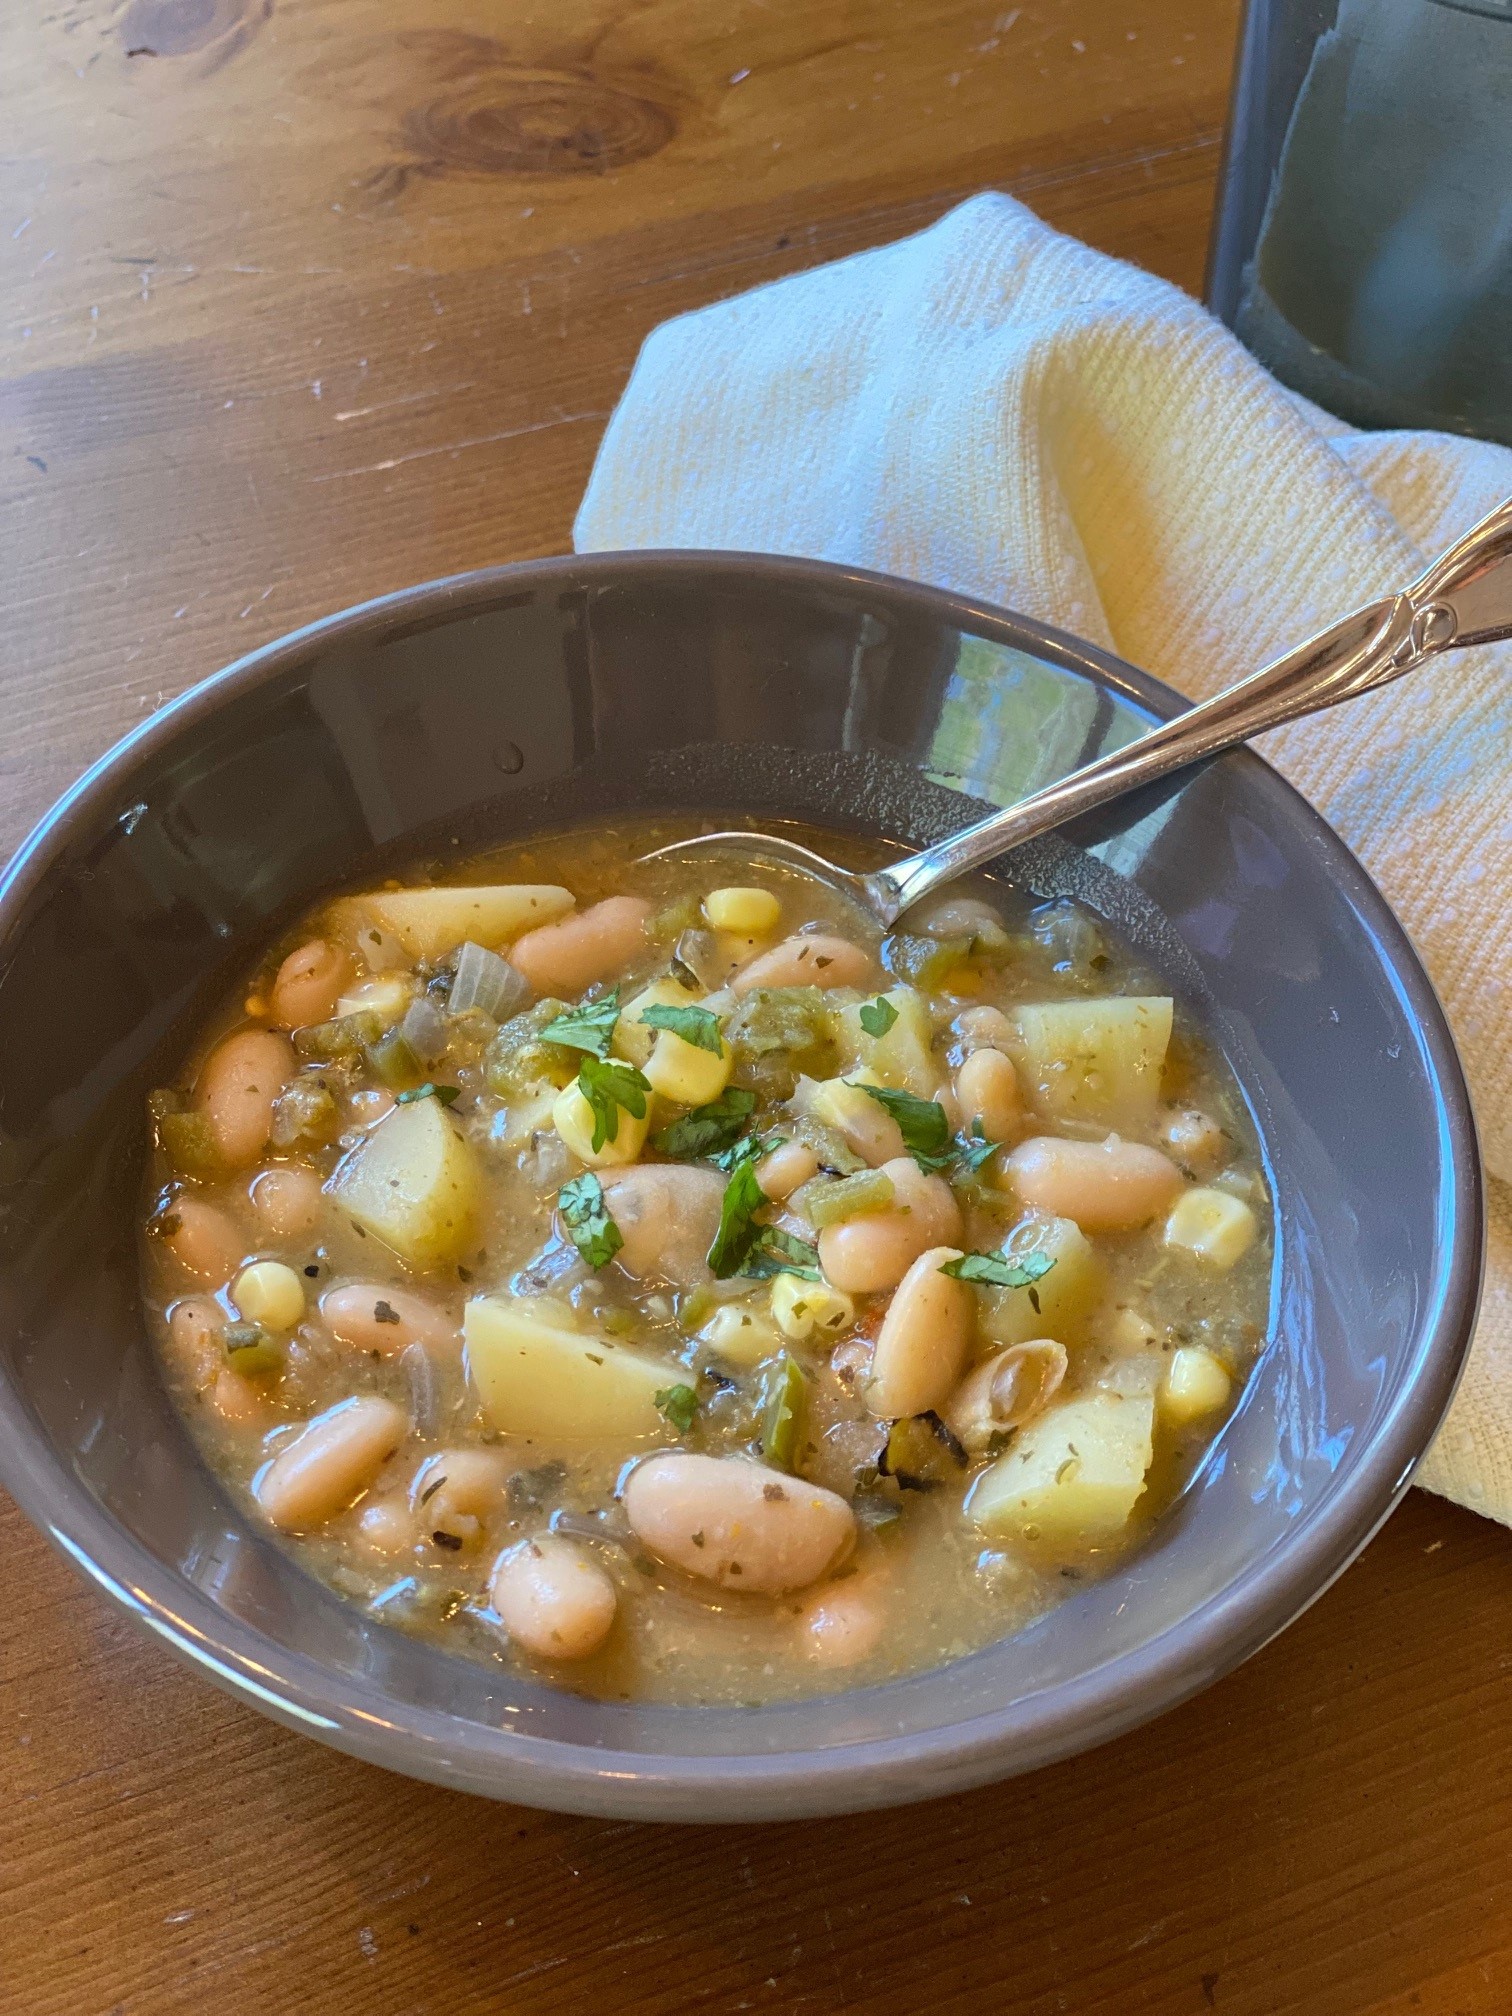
[139,817,1271,1705]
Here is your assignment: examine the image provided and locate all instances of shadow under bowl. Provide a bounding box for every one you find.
[0,552,1481,1820]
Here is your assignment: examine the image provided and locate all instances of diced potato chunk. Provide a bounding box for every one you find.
[613,978,703,1069]
[347,885,575,961]
[1014,996,1173,1131]
[552,1082,649,1167]
[1160,1346,1233,1424]
[465,1296,679,1439]
[325,1096,481,1270]
[1165,1186,1257,1268]
[978,1213,1103,1348]
[837,987,935,1096]
[967,1393,1155,1543]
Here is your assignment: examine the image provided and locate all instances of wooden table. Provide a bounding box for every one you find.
[3,3,1509,2010]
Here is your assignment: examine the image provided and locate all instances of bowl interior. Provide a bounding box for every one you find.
[0,556,1477,1815]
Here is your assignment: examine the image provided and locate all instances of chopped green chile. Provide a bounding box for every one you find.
[138,812,1270,1709]
[796,1167,896,1228]
[269,1076,340,1147]
[294,1009,383,1061]
[149,1094,222,1180]
[760,1353,809,1472]
[881,1413,968,1491]
[482,999,575,1095]
[366,1028,426,1091]
[222,1322,283,1378]
[881,931,976,989]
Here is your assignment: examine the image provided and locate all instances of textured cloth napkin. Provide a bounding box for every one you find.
[575,192,1512,1526]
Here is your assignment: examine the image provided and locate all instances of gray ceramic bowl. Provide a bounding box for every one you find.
[0,554,1481,1821]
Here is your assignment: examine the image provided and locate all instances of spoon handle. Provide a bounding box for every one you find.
[869,494,1512,924]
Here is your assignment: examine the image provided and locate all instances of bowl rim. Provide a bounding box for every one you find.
[0,549,1483,1820]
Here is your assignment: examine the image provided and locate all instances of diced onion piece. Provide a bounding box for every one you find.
[449,941,529,1022]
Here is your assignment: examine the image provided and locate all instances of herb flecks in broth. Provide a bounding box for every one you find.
[139,819,1271,1706]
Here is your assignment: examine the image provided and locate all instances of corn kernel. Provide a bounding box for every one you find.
[552,1082,649,1167]
[699,1303,783,1369]
[643,1030,732,1105]
[1164,1186,1257,1268]
[232,1260,306,1333]
[614,977,702,1069]
[770,1272,856,1342]
[1160,1345,1233,1424]
[704,886,780,935]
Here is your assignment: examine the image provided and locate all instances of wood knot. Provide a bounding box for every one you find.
[118,0,270,69]
[400,66,677,179]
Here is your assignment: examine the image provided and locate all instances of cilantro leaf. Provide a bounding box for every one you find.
[541,988,621,1059]
[576,1056,650,1153]
[654,1383,700,1434]
[707,1157,768,1278]
[859,1083,953,1170]
[395,1082,461,1107]
[939,1249,1057,1288]
[858,996,899,1039]
[556,1171,623,1270]
[652,1088,756,1162]
[640,1003,725,1054]
[952,1122,999,1174]
[739,1226,822,1281]
[711,1128,775,1174]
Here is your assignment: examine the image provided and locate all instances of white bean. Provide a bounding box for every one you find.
[817,1157,963,1294]
[269,938,353,1030]
[167,1295,223,1387]
[955,1046,1022,1142]
[865,1246,974,1418]
[942,1339,1068,1452]
[733,933,873,994]
[1008,1134,1182,1231]
[491,1534,617,1660]
[355,1493,416,1556]
[250,1165,326,1240]
[159,1196,245,1283]
[508,896,650,996]
[196,1028,294,1167]
[409,1447,514,1550]
[255,1395,408,1531]
[596,1163,727,1287]
[1160,1106,1230,1178]
[799,1575,888,1667]
[757,1138,820,1201]
[320,1283,460,1358]
[624,1453,855,1594]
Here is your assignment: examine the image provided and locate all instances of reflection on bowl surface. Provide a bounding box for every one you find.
[0,554,1480,1820]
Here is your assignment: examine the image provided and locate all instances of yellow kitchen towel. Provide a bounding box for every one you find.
[576,191,1512,1525]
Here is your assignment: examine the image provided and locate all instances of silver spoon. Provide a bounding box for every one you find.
[640,495,1512,926]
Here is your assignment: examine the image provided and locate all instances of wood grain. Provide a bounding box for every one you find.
[4,2,1510,2012]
